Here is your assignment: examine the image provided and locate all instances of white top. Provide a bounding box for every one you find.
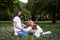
[13,16,23,32]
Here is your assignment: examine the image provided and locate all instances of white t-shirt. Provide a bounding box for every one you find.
[13,16,23,32]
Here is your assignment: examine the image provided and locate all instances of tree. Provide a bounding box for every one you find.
[27,0,60,23]
[0,0,13,21]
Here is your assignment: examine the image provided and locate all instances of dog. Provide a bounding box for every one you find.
[23,19,52,38]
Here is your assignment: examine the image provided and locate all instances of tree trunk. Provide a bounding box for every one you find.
[52,5,56,23]
[52,12,56,23]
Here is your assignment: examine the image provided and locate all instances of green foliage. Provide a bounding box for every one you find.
[27,0,60,22]
[0,0,60,21]
[0,0,31,21]
[0,0,13,21]
[28,0,59,12]
[22,8,31,20]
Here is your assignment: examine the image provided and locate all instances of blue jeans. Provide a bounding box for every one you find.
[17,30,28,36]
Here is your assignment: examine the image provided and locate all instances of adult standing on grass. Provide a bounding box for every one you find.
[13,8,28,36]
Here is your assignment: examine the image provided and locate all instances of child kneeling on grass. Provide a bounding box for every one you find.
[13,8,28,36]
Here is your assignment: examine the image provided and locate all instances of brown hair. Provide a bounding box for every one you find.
[13,8,22,17]
[13,8,22,18]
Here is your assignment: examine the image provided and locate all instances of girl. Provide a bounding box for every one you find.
[13,8,28,36]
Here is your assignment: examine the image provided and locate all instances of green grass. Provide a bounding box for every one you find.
[0,21,60,40]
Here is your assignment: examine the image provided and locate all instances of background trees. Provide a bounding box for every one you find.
[0,0,60,23]
[0,0,31,21]
[27,0,60,23]
[0,0,13,21]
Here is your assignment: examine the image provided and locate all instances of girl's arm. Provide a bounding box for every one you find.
[13,21,23,30]
[22,23,27,28]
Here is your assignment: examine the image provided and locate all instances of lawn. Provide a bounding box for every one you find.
[0,21,60,40]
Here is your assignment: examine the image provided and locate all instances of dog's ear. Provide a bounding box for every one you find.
[32,25,37,30]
